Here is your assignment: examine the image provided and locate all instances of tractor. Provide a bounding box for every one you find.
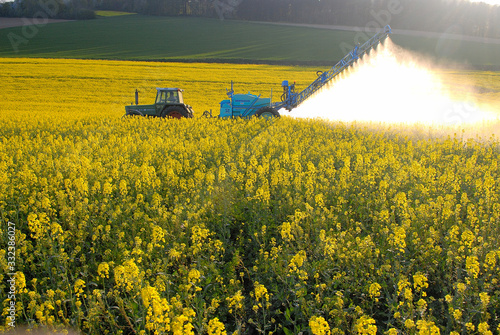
[125,25,391,120]
[125,88,194,118]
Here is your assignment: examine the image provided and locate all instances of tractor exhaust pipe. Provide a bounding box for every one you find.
[135,89,139,105]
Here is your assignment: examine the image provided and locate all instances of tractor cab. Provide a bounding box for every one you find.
[155,88,183,104]
[124,87,194,118]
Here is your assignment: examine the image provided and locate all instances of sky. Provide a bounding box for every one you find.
[469,0,500,5]
[0,0,499,4]
[0,0,499,6]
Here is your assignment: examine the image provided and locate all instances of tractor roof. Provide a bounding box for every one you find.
[157,87,183,91]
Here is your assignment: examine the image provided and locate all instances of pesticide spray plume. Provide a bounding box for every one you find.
[288,38,500,140]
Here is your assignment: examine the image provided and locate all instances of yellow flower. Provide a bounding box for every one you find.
[226,290,244,313]
[254,282,269,302]
[368,282,382,299]
[309,316,331,335]
[27,213,48,239]
[74,279,85,298]
[208,317,227,335]
[191,224,211,255]
[15,272,27,293]
[46,289,55,299]
[171,309,195,335]
[114,259,142,292]
[456,282,466,293]
[141,285,171,332]
[466,322,475,332]
[92,289,101,299]
[413,272,429,292]
[387,328,398,335]
[479,292,490,308]
[478,322,492,335]
[405,319,415,329]
[97,262,110,279]
[151,224,165,247]
[484,251,497,270]
[389,225,406,253]
[280,221,293,241]
[119,179,128,196]
[465,255,480,279]
[417,299,427,313]
[289,250,307,273]
[102,181,113,195]
[461,230,475,249]
[404,288,413,301]
[188,268,201,284]
[169,248,181,260]
[355,316,377,335]
[416,320,440,335]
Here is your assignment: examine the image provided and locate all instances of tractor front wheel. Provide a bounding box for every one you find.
[256,107,280,119]
[161,106,189,119]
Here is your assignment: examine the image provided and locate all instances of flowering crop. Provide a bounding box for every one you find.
[0,58,500,334]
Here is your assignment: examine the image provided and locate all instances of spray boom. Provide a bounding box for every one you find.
[277,25,392,111]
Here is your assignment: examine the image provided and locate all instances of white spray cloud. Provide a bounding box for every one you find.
[287,39,498,129]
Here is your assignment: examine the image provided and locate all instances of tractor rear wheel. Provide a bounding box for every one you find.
[161,106,189,119]
[256,107,280,119]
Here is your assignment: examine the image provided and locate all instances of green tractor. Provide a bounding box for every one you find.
[125,88,194,118]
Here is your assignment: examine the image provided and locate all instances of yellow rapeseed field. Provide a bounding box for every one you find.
[0,58,318,119]
[0,58,499,334]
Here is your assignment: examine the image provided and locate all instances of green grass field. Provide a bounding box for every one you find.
[95,10,136,17]
[1,14,500,67]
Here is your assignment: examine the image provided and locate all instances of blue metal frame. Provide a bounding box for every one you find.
[222,81,266,118]
[241,94,262,117]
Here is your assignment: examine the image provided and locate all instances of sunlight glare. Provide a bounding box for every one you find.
[288,39,498,129]
[468,0,500,6]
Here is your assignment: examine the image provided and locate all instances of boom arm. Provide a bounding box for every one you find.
[275,25,392,111]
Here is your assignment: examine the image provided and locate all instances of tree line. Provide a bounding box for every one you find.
[1,0,499,38]
[0,0,95,19]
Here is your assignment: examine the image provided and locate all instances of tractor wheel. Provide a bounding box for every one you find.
[256,107,280,119]
[161,106,189,119]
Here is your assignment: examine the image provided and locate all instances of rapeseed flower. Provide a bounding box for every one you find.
[309,315,331,335]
